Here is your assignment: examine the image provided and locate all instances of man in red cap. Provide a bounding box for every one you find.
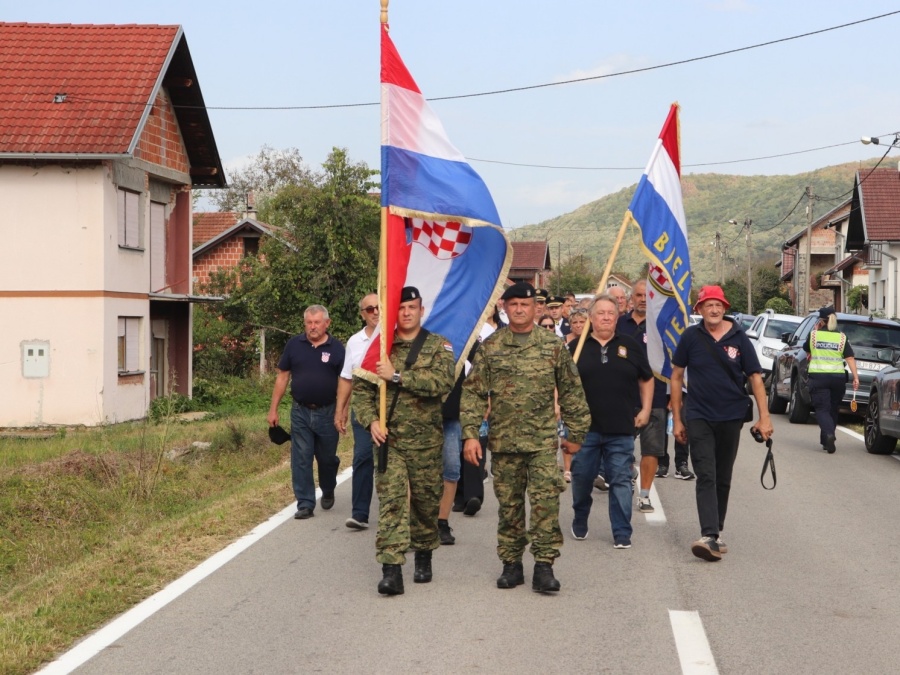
[669,285,773,562]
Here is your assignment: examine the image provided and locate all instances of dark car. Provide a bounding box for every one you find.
[864,355,900,454]
[767,312,900,421]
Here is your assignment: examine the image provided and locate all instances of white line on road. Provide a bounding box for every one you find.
[669,610,719,674]
[36,468,354,675]
[837,424,900,462]
[646,478,667,524]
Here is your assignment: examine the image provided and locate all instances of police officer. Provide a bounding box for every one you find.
[461,282,590,593]
[534,288,549,321]
[546,296,571,337]
[805,306,859,454]
[352,287,456,595]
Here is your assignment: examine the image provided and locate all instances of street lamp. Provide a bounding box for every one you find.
[728,218,752,313]
[860,133,900,147]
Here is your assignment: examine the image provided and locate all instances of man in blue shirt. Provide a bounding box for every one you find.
[268,305,346,520]
[670,286,772,562]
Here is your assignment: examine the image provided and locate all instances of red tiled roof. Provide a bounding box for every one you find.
[0,23,179,154]
[859,168,900,241]
[510,241,550,271]
[193,212,240,247]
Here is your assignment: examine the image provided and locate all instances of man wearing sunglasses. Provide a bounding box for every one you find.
[335,293,381,530]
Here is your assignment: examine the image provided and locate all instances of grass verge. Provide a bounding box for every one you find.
[0,411,352,675]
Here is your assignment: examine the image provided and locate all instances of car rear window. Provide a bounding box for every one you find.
[839,322,900,348]
[765,319,802,339]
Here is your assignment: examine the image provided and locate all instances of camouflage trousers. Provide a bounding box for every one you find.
[375,444,442,565]
[492,450,565,564]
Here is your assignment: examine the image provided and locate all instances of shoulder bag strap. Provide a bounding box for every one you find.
[761,438,776,490]
[385,328,431,428]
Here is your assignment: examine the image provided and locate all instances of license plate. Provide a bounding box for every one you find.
[857,360,887,372]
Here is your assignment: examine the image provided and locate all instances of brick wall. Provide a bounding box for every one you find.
[135,90,190,174]
[194,239,246,289]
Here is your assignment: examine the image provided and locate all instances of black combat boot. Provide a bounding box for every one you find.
[377,564,404,595]
[413,550,433,583]
[496,561,525,589]
[532,562,561,593]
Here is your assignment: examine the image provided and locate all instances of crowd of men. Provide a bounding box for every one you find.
[269,279,774,595]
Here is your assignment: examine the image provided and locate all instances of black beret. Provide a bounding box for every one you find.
[401,286,421,303]
[501,282,536,300]
[268,425,291,445]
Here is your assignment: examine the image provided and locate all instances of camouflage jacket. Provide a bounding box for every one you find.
[352,331,456,451]
[460,326,590,453]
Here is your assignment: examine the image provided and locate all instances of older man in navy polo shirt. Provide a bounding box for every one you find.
[268,304,346,520]
[670,286,773,562]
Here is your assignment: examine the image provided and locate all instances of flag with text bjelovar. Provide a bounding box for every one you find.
[628,104,691,380]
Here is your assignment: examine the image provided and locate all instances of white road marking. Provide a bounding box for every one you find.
[669,610,719,674]
[837,424,900,462]
[36,468,354,675]
[645,478,667,524]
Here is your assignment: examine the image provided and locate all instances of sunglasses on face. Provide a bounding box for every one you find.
[540,322,555,329]
[362,305,380,314]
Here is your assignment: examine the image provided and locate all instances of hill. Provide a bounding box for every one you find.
[509,158,884,288]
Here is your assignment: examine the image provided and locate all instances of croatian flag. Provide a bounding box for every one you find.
[627,104,691,380]
[358,24,511,379]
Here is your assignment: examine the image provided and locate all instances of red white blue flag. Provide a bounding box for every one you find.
[628,104,691,380]
[360,24,511,378]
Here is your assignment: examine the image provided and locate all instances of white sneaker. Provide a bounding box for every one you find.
[638,497,654,513]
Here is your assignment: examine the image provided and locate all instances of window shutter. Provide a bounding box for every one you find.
[117,190,126,245]
[125,318,140,372]
[125,192,140,248]
[150,202,166,291]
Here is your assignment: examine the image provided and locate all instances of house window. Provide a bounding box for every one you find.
[243,237,259,257]
[117,188,142,248]
[118,317,141,373]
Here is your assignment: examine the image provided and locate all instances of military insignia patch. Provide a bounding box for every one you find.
[725,346,739,359]
[618,346,628,358]
[443,342,454,352]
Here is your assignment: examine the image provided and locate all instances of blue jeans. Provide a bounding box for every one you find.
[442,419,462,482]
[350,411,374,521]
[290,402,340,510]
[571,431,634,540]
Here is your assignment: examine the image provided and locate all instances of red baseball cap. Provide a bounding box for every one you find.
[694,285,731,311]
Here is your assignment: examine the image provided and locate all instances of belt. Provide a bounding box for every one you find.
[295,401,332,410]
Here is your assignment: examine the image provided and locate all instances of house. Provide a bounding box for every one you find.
[846,167,900,318]
[0,23,225,427]
[605,273,632,296]
[780,200,862,313]
[509,241,551,288]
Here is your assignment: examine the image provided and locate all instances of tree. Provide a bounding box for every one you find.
[846,285,868,313]
[765,297,793,314]
[547,255,603,294]
[207,145,317,212]
[201,148,380,368]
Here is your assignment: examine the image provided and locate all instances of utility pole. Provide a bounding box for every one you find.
[556,240,561,294]
[714,231,721,283]
[745,219,753,314]
[802,186,813,315]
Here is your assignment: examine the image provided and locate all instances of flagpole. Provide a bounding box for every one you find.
[572,211,632,363]
[378,0,389,430]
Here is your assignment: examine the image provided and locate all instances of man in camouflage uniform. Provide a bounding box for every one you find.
[461,282,590,592]
[353,286,455,595]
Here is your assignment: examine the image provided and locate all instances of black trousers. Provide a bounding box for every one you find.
[455,437,487,506]
[686,418,743,537]
[808,373,844,445]
[660,396,690,469]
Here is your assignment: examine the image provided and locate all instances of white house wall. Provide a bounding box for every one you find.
[0,164,153,426]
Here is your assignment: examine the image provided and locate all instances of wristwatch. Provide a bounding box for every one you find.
[391,371,401,384]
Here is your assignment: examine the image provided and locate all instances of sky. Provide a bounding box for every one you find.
[7,0,900,230]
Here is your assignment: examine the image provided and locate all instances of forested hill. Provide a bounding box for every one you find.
[508,159,884,285]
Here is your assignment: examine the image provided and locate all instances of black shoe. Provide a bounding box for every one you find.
[377,564,404,595]
[656,465,669,478]
[496,561,525,589]
[451,502,465,512]
[824,435,836,454]
[463,497,482,516]
[294,507,314,519]
[438,519,455,545]
[413,550,433,583]
[532,562,561,593]
[321,492,335,510]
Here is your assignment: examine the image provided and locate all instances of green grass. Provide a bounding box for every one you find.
[0,405,352,675]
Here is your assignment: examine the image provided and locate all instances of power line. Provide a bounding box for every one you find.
[62,11,899,112]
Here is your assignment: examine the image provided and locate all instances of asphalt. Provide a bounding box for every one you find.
[38,413,900,674]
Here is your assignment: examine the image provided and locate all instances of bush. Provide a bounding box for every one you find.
[765,297,793,314]
[147,394,195,423]
[192,374,274,415]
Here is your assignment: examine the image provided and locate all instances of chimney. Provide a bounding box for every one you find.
[243,191,258,220]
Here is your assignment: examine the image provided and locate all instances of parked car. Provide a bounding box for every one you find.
[731,312,756,331]
[767,312,900,421]
[745,309,803,383]
[689,314,701,325]
[864,355,900,454]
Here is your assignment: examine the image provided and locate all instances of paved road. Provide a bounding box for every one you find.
[43,414,900,674]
